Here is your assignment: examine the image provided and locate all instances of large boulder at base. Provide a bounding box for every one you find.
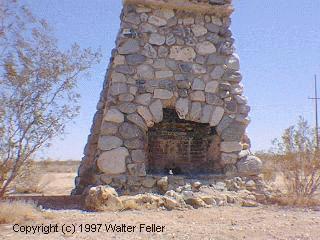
[237,155,263,176]
[120,194,164,210]
[84,185,123,211]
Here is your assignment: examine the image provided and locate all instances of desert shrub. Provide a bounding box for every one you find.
[271,117,320,200]
[0,0,101,198]
[255,151,278,183]
[11,161,49,194]
[0,200,41,224]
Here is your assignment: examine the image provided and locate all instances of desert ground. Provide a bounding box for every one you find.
[0,161,320,240]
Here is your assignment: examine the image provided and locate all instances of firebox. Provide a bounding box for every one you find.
[148,109,218,175]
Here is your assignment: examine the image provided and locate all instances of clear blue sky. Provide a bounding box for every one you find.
[22,0,320,160]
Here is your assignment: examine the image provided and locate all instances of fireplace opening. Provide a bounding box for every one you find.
[147,108,220,175]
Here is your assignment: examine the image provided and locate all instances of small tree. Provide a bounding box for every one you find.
[272,116,320,198]
[0,0,101,197]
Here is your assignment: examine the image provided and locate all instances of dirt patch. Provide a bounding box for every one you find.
[0,206,319,240]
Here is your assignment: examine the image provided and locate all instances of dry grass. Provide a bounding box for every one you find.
[123,0,234,17]
[0,201,44,224]
[271,195,320,208]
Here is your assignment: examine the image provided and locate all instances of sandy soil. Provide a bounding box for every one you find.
[1,205,319,240]
[1,163,320,240]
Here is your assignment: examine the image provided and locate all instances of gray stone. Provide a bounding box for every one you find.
[114,65,135,75]
[191,24,208,37]
[221,153,238,165]
[118,93,134,102]
[135,93,152,106]
[97,147,128,174]
[217,115,234,134]
[104,109,124,123]
[101,122,118,135]
[124,12,141,25]
[154,89,173,99]
[155,70,174,79]
[224,164,238,177]
[225,99,237,113]
[223,71,242,83]
[140,13,148,22]
[178,89,188,98]
[100,175,113,185]
[113,55,125,66]
[211,16,223,26]
[157,176,168,191]
[118,102,137,114]
[140,23,157,33]
[207,53,225,65]
[110,83,128,96]
[175,98,189,119]
[177,80,191,89]
[210,66,225,79]
[159,80,175,90]
[219,82,232,91]
[142,43,157,58]
[136,6,151,13]
[190,91,205,102]
[137,106,154,127]
[192,64,206,74]
[127,163,146,177]
[111,72,127,83]
[220,142,242,153]
[183,17,194,25]
[196,55,206,64]
[175,74,187,81]
[205,81,219,93]
[169,46,196,62]
[226,53,240,71]
[127,113,148,131]
[131,149,147,163]
[129,86,138,95]
[235,95,248,104]
[200,104,214,123]
[221,122,246,141]
[158,46,169,57]
[148,15,167,26]
[166,33,176,46]
[119,122,144,139]
[118,39,140,55]
[149,99,163,123]
[239,105,251,115]
[166,59,178,70]
[124,138,144,149]
[192,79,205,90]
[98,136,123,151]
[142,177,157,188]
[125,54,146,65]
[206,93,224,105]
[206,23,220,33]
[179,63,192,73]
[137,65,154,80]
[209,106,224,126]
[189,102,202,121]
[196,41,216,55]
[237,155,263,176]
[149,33,166,45]
[239,150,250,159]
[153,59,166,69]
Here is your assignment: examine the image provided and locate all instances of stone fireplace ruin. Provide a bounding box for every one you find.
[73,0,262,195]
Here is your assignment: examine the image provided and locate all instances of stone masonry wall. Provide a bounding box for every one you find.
[73,0,262,195]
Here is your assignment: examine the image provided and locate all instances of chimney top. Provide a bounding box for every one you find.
[123,0,234,17]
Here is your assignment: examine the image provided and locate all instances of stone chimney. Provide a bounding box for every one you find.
[72,0,262,195]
